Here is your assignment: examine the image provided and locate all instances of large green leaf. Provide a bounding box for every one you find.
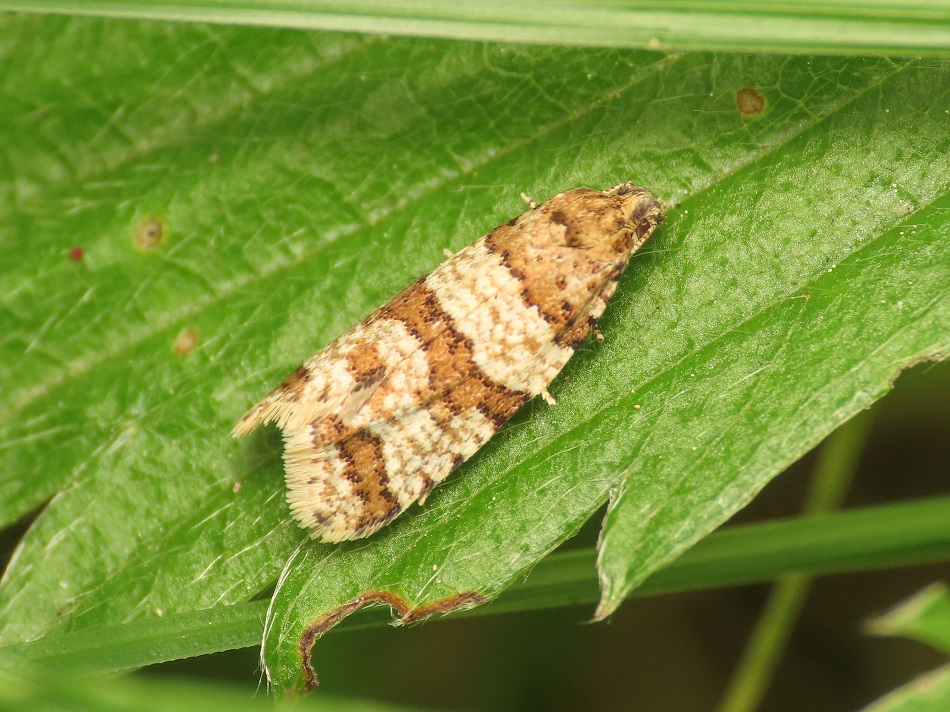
[0,13,946,694]
[262,57,948,691]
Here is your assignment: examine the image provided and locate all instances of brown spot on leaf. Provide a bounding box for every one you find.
[298,590,487,691]
[69,246,84,262]
[135,217,165,250]
[172,327,199,355]
[736,87,766,116]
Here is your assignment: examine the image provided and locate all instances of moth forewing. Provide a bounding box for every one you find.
[234,183,664,542]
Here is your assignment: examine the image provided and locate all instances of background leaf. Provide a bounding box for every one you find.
[0,11,946,698]
[869,583,950,656]
[863,584,950,712]
[3,0,950,55]
[862,666,950,712]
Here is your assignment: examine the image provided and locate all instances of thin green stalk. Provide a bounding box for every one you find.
[2,0,950,55]
[5,491,950,676]
[717,411,876,712]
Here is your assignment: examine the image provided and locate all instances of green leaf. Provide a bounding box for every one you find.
[259,54,947,692]
[0,13,947,695]
[595,187,948,615]
[868,583,950,655]
[4,0,950,55]
[863,585,950,712]
[861,666,950,712]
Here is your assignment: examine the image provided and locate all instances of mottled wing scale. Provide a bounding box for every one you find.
[233,183,665,542]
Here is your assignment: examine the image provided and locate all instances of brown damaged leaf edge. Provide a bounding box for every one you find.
[298,590,487,691]
[888,352,946,388]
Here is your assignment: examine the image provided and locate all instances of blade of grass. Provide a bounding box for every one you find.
[7,494,950,675]
[2,0,950,55]
[1,601,269,676]
[0,650,429,712]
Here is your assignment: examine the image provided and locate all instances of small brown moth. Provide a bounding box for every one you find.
[233,183,665,542]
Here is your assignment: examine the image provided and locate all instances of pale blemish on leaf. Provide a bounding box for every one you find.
[135,217,165,251]
[172,327,199,355]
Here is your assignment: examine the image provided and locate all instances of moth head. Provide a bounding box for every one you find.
[611,182,666,252]
[544,183,665,259]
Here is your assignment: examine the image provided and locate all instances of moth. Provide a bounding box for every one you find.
[233,183,665,542]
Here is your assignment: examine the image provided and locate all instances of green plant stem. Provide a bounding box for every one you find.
[717,411,876,712]
[5,492,950,675]
[2,0,950,55]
